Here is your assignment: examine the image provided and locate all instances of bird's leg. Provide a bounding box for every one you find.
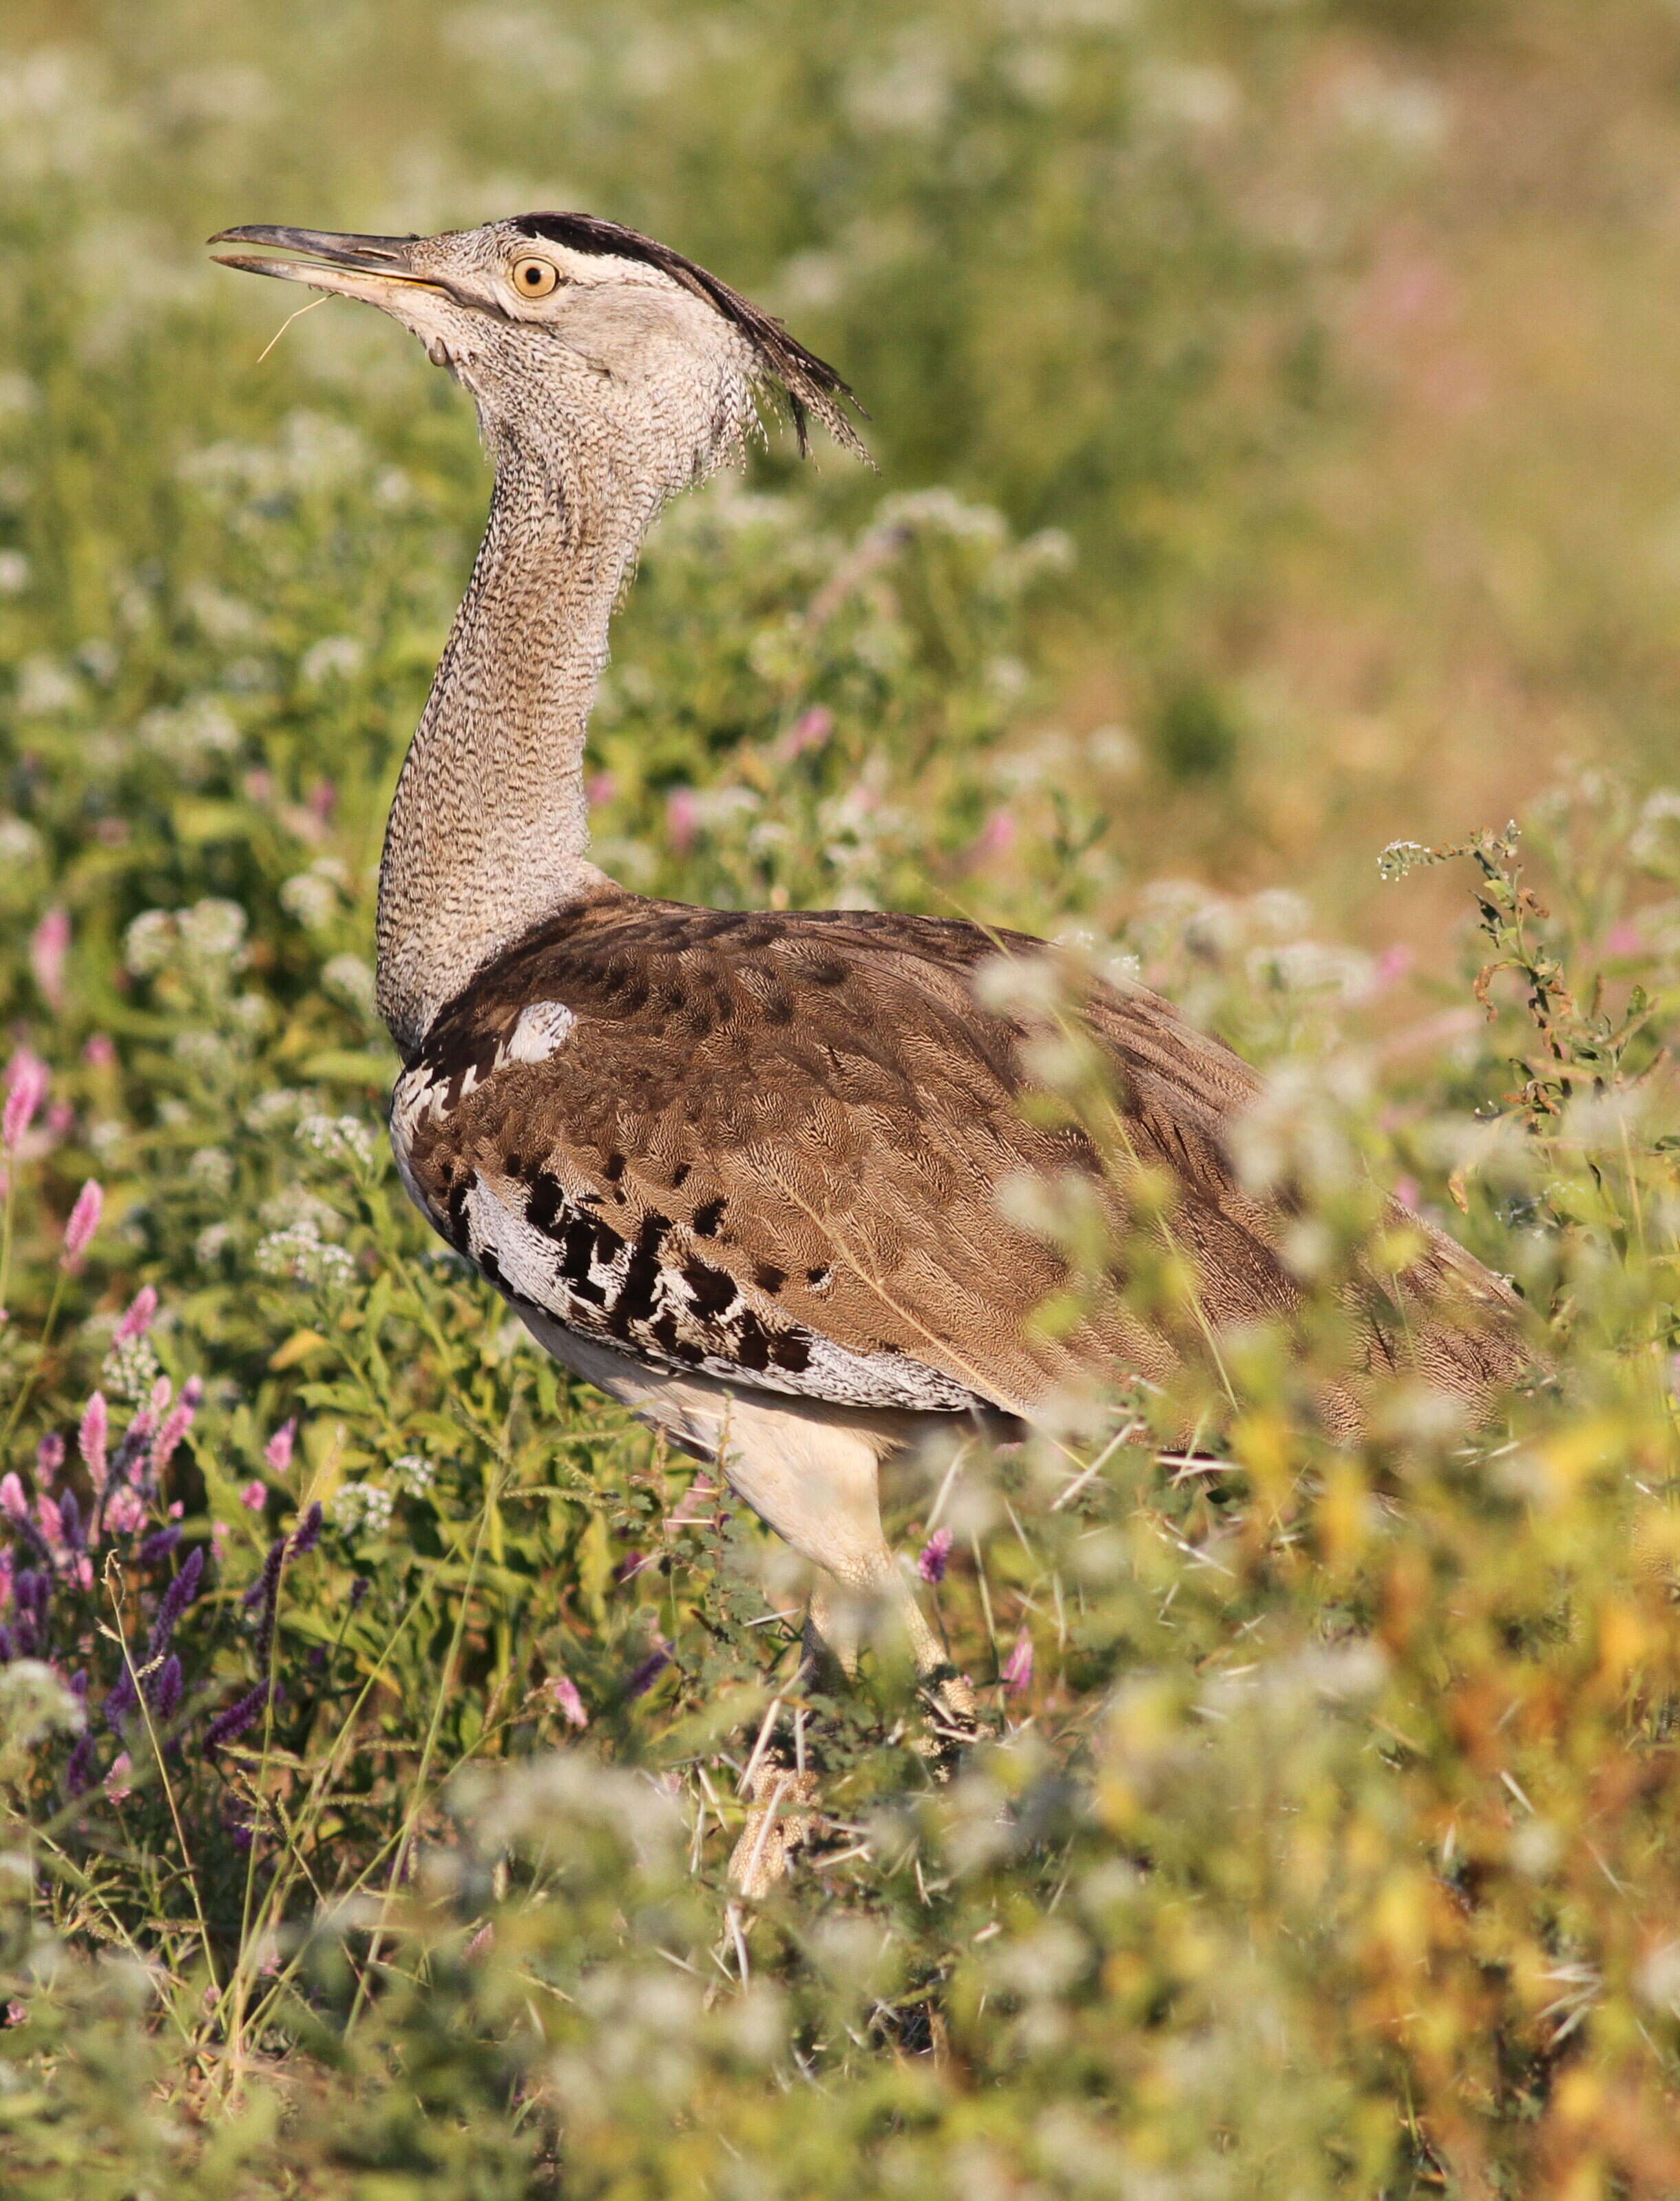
[728,1561,980,1896]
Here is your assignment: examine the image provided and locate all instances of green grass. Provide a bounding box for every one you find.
[1,2,1680,2193]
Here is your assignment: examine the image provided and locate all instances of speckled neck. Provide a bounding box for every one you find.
[375,435,647,1058]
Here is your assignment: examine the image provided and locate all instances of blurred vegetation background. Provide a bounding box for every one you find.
[2,1,1680,2194]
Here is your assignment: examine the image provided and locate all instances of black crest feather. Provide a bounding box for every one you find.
[514,211,866,459]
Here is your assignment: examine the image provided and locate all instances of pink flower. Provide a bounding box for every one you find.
[1376,942,1416,989]
[916,1527,954,1584]
[4,2003,24,2028]
[79,1393,109,1491]
[36,1432,63,1484]
[3,1051,48,1151]
[61,1179,103,1270]
[549,1674,589,1729]
[1606,920,1644,957]
[666,787,700,853]
[240,1480,268,1514]
[149,1376,172,1416]
[777,706,834,760]
[0,1474,26,1523]
[586,771,618,807]
[29,907,70,1010]
[210,1521,231,1558]
[34,1495,63,1550]
[82,1033,116,1070]
[114,1285,157,1343]
[1002,1626,1034,1698]
[151,1377,201,1474]
[263,1419,295,1475]
[0,1551,12,1612]
[467,1921,495,1958]
[105,1751,134,1803]
[105,1488,145,1536]
[969,809,1018,866]
[1393,1176,1421,1212]
[307,779,337,826]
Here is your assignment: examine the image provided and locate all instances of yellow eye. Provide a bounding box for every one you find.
[511,256,560,299]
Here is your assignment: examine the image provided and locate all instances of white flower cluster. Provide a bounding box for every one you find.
[320,954,376,1018]
[279,859,347,932]
[391,1453,437,1494]
[136,697,240,773]
[123,897,249,979]
[102,1332,162,1404]
[0,815,43,867]
[255,1218,355,1291]
[297,1113,378,1171]
[330,1479,395,1538]
[188,1145,235,1194]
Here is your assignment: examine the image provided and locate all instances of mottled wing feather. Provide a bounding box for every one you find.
[392,888,1523,1421]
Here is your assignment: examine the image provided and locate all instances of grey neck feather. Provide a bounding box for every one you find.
[375,430,651,1058]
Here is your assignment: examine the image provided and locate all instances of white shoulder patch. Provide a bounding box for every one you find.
[505,1000,576,1063]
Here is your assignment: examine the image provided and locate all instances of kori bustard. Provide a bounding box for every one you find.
[212,215,1525,1891]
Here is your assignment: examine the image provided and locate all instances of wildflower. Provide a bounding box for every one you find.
[104,1489,145,1536]
[0,1477,25,1523]
[82,1034,115,1070]
[549,1673,589,1729]
[239,1480,266,1514]
[57,1492,83,1554]
[1002,1627,1034,1698]
[138,1527,182,1565]
[3,1051,48,1151]
[255,1217,355,1290]
[586,769,617,806]
[666,786,700,853]
[204,1680,269,1756]
[28,907,69,1008]
[105,1751,132,1802]
[348,1576,370,1611]
[78,1394,108,1490]
[392,1452,436,1494]
[288,1502,323,1558]
[969,809,1018,865]
[102,1332,161,1404]
[151,1377,202,1473]
[264,1419,295,1474]
[147,1547,204,1662]
[36,1432,63,1484]
[320,952,375,1016]
[330,1481,394,1538]
[149,1655,183,1722]
[297,1112,377,1169]
[63,1728,96,1796]
[122,910,176,977]
[61,1179,103,1270]
[626,1636,672,1699]
[917,1527,954,1584]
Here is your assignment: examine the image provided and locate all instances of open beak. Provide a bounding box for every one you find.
[207,225,441,304]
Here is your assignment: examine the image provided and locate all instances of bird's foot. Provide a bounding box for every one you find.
[728,1755,822,1899]
[914,1663,982,1781]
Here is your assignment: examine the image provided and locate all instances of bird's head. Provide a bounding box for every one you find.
[210,213,865,498]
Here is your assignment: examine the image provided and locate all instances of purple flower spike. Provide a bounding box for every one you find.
[244,1536,285,1610]
[917,1527,954,1585]
[0,1627,14,1662]
[138,1526,182,1565]
[348,1576,370,1612]
[288,1501,322,1558]
[59,1490,83,1553]
[204,1679,269,1755]
[625,1638,671,1700]
[64,1730,96,1797]
[36,1433,64,1484]
[150,1655,182,1722]
[147,1545,203,1659]
[103,1666,138,1731]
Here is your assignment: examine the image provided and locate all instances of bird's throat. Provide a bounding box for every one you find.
[375,443,638,1058]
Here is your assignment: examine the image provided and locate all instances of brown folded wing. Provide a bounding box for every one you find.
[392,887,1523,1424]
